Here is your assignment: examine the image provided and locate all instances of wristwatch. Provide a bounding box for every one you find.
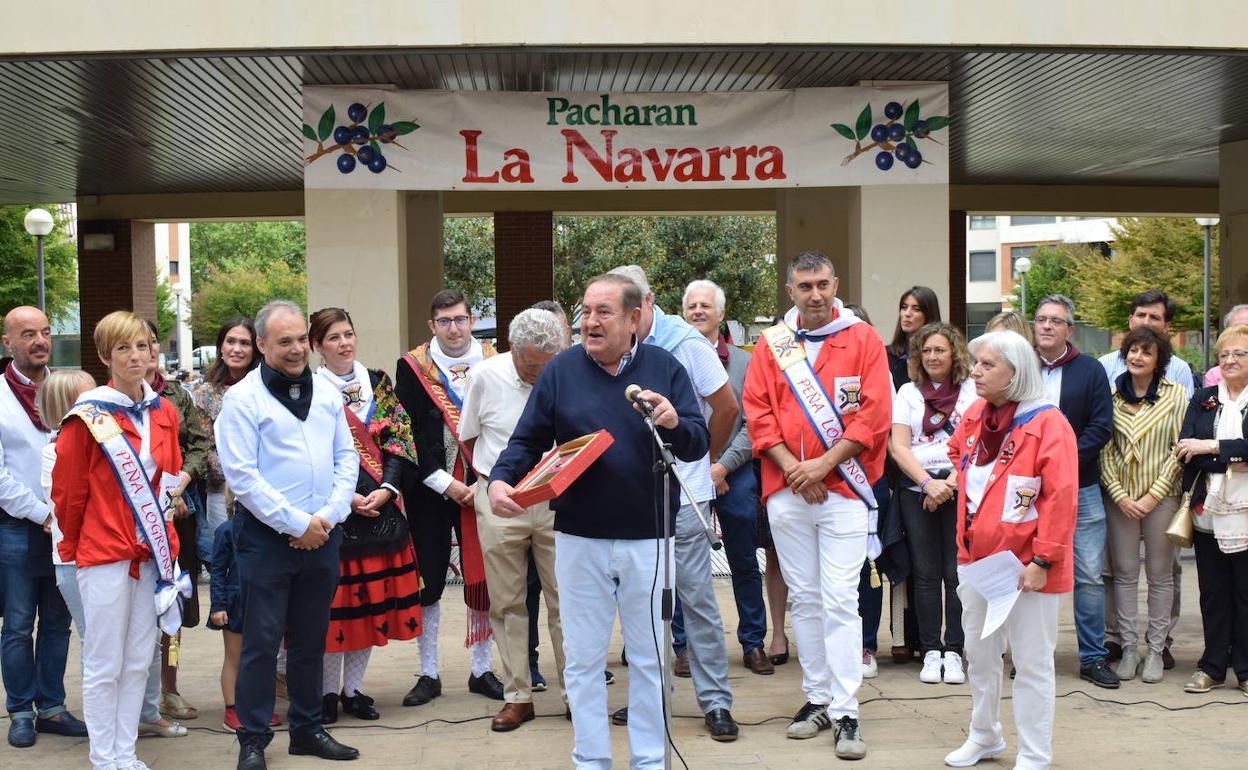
[1030,556,1052,570]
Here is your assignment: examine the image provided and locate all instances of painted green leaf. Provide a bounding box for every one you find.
[317,105,336,142]
[830,123,856,141]
[903,100,920,131]
[368,102,386,136]
[854,104,872,141]
[369,139,380,155]
[906,136,918,152]
[925,115,949,132]
[301,123,317,142]
[390,121,419,136]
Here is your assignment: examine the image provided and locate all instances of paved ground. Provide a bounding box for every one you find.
[4,562,1246,769]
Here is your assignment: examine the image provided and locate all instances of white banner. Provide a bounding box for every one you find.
[302,85,949,190]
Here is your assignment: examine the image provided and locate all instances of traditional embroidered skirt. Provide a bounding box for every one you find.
[326,543,422,653]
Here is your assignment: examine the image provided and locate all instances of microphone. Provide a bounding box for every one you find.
[625,384,656,417]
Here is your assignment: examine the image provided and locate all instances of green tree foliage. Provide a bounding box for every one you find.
[188,221,306,291]
[189,262,306,340]
[155,280,177,339]
[0,205,78,323]
[1006,245,1083,319]
[1069,217,1217,332]
[443,217,496,314]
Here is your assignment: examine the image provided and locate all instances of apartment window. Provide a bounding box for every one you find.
[1010,245,1038,276]
[968,251,997,282]
[1009,216,1057,226]
[969,215,996,230]
[169,260,179,276]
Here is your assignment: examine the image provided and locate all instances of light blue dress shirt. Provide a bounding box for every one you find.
[215,368,358,538]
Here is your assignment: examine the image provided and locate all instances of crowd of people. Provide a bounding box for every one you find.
[1,260,1247,770]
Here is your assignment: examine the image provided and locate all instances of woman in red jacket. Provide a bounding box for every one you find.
[942,330,1077,770]
[51,310,182,770]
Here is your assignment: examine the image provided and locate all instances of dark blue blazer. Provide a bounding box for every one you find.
[1056,353,1113,489]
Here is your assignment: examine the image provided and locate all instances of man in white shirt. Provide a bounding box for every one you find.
[458,308,569,732]
[216,300,360,770]
[607,265,741,741]
[0,306,86,748]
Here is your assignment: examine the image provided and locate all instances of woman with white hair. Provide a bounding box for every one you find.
[942,331,1078,770]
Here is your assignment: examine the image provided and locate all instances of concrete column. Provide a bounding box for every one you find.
[405,192,445,348]
[1220,140,1248,317]
[775,188,854,315]
[76,220,157,382]
[493,211,554,351]
[305,189,409,368]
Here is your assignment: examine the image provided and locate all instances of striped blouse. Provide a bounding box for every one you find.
[1100,377,1187,502]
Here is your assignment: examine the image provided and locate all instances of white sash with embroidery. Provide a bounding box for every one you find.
[762,322,880,512]
[67,402,192,635]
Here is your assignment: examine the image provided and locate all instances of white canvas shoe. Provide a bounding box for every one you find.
[920,650,944,683]
[945,737,1007,767]
[943,651,966,684]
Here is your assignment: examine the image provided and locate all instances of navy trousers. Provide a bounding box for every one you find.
[233,509,340,741]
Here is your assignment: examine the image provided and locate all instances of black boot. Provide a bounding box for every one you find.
[238,736,269,770]
[322,693,339,725]
[341,691,380,720]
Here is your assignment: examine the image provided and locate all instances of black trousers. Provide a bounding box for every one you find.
[409,497,462,607]
[898,488,964,655]
[1193,530,1248,681]
[234,510,341,740]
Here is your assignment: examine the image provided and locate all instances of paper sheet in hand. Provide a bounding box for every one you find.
[960,551,1025,639]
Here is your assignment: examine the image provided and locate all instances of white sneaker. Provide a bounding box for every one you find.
[920,650,944,683]
[943,651,966,684]
[862,649,878,679]
[786,702,832,739]
[944,737,1007,767]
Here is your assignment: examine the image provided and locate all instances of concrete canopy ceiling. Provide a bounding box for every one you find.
[0,46,1243,204]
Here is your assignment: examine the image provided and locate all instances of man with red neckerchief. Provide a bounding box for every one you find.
[743,252,891,761]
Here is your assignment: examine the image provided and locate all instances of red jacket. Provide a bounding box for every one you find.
[743,321,892,503]
[946,400,1077,594]
[51,399,181,573]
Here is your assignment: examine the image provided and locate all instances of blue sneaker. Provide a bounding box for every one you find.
[36,710,88,737]
[8,715,36,748]
[531,668,548,692]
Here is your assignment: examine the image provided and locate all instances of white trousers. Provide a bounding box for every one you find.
[556,532,671,770]
[958,580,1059,770]
[767,490,866,716]
[77,560,158,770]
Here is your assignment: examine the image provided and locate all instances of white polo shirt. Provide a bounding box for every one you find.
[458,352,534,478]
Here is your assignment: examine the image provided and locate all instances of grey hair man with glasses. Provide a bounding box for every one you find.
[1031,295,1117,689]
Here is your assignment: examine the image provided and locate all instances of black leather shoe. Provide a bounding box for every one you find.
[704,709,739,742]
[35,710,88,737]
[1080,660,1121,689]
[7,717,36,748]
[322,693,339,725]
[289,729,359,761]
[238,740,267,770]
[468,671,505,700]
[611,706,628,726]
[341,691,380,720]
[402,675,442,707]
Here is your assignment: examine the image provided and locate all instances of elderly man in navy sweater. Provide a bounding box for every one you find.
[489,273,709,770]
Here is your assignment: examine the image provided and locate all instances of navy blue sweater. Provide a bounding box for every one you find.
[207,521,240,626]
[491,343,709,540]
[1055,352,1113,488]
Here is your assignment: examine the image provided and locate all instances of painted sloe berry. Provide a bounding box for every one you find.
[332,126,351,146]
[337,154,357,174]
[367,154,388,174]
[350,126,370,144]
[913,120,929,138]
[884,101,903,120]
[347,103,367,123]
[887,123,906,142]
[357,146,377,165]
[870,124,888,143]
[894,143,912,162]
[904,149,923,169]
[875,151,894,171]
[377,124,395,143]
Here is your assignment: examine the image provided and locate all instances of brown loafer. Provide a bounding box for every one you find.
[490,702,535,732]
[674,651,691,678]
[743,648,775,675]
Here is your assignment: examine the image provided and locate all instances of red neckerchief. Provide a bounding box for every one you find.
[1038,343,1079,372]
[919,379,960,436]
[716,333,730,369]
[975,400,1019,465]
[4,361,46,431]
[149,371,168,394]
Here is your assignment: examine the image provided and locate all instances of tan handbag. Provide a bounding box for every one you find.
[1166,476,1199,548]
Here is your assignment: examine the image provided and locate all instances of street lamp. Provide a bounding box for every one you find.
[1015,256,1033,318]
[23,208,54,313]
[171,283,184,369]
[1195,216,1220,372]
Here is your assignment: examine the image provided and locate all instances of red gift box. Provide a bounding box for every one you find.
[511,430,615,508]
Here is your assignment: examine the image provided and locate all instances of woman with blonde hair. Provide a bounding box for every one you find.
[985,310,1033,344]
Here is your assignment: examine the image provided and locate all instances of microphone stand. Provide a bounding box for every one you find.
[636,404,721,770]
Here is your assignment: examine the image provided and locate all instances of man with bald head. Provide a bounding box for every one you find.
[1,306,87,747]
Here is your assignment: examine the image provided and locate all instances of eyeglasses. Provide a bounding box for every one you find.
[434,316,471,329]
[1217,349,1248,362]
[1034,315,1072,327]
